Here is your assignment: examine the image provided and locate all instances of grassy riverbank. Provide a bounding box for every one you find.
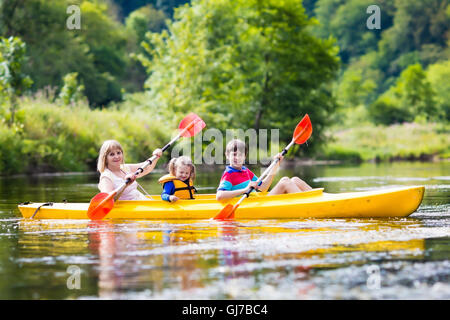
[0,96,449,175]
[0,97,169,174]
[322,122,450,162]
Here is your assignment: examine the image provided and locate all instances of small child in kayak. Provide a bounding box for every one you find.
[216,139,312,201]
[160,156,197,202]
[97,140,162,200]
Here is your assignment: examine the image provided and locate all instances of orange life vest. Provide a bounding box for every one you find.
[158,174,196,200]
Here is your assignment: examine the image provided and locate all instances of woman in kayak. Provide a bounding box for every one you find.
[97,140,163,200]
[159,156,197,202]
[216,139,312,201]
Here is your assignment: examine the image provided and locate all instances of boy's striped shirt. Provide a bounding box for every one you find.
[217,166,258,191]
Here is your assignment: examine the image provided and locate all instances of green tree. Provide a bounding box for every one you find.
[0,36,33,126]
[337,68,376,107]
[369,63,437,124]
[314,0,449,98]
[427,60,450,120]
[58,72,86,106]
[1,1,89,97]
[77,1,128,105]
[126,4,167,41]
[375,0,450,78]
[124,4,168,90]
[0,0,130,106]
[140,0,339,151]
[113,0,190,18]
[314,0,395,64]
[368,95,414,125]
[302,0,318,17]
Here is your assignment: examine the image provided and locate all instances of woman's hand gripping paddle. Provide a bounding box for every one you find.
[87,113,206,220]
[213,114,312,220]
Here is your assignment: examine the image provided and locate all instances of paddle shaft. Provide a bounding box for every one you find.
[115,118,200,199]
[234,139,295,206]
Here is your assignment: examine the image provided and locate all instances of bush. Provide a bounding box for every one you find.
[0,124,25,174]
[369,64,438,125]
[369,95,413,125]
[0,96,170,175]
[57,72,87,106]
[321,146,363,163]
[324,122,450,162]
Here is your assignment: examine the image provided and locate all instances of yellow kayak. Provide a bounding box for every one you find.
[17,185,425,220]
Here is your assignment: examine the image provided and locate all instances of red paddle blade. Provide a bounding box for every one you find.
[293,114,312,144]
[214,204,236,220]
[227,208,236,220]
[87,192,115,220]
[178,113,206,137]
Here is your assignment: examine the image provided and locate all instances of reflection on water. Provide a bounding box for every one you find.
[0,162,449,299]
[9,216,449,300]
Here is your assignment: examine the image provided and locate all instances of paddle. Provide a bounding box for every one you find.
[214,114,312,220]
[87,113,206,220]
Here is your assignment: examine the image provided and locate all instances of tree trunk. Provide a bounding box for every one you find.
[2,0,23,36]
[9,95,17,127]
[255,53,270,131]
[255,107,263,132]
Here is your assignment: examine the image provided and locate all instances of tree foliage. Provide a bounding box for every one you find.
[0,0,447,137]
[58,72,87,106]
[314,0,395,64]
[0,36,32,126]
[125,4,167,43]
[369,64,437,124]
[427,60,450,120]
[0,0,129,106]
[375,0,450,78]
[140,0,340,150]
[113,0,190,18]
[313,0,449,127]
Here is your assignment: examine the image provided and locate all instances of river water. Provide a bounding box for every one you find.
[0,161,448,300]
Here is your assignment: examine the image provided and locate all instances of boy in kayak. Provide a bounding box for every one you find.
[97,140,162,200]
[159,156,197,202]
[216,139,311,201]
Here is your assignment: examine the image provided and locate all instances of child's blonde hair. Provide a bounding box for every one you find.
[225,139,247,155]
[97,140,124,173]
[168,156,196,181]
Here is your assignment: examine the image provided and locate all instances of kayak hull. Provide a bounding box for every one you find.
[17,186,425,220]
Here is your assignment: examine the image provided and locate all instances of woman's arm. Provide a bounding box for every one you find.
[98,176,115,193]
[128,149,163,178]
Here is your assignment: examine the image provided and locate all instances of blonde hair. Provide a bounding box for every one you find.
[225,139,247,155]
[97,140,124,173]
[168,156,196,181]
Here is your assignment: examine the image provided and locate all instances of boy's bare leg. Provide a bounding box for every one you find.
[290,177,312,191]
[268,177,302,195]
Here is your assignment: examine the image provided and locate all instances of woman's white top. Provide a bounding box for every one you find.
[99,164,148,200]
